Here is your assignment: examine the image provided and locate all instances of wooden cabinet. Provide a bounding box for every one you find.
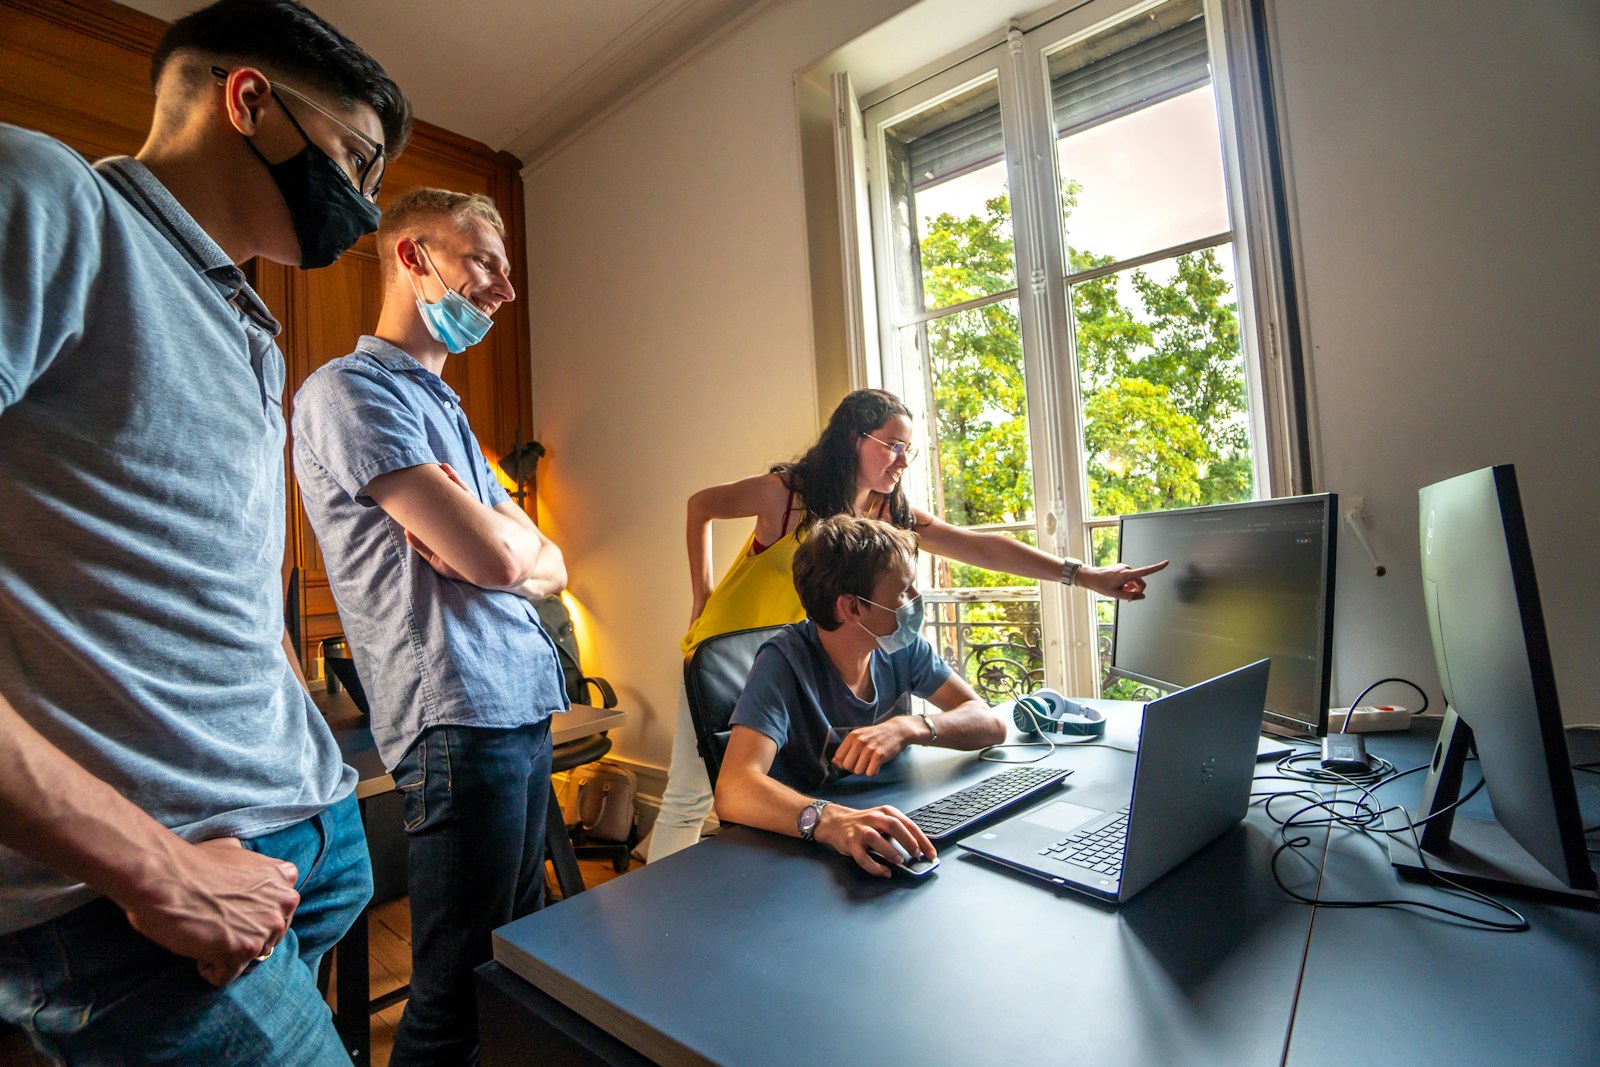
[1,0,534,668]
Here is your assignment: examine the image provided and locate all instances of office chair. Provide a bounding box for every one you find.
[529,596,633,891]
[682,625,787,789]
[320,635,371,716]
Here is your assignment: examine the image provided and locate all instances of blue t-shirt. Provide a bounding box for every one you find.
[730,620,952,792]
[0,126,354,933]
[292,337,568,769]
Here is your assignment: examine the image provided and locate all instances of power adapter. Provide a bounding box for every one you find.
[1320,733,1372,773]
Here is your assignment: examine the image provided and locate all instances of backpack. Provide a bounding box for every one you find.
[531,596,617,709]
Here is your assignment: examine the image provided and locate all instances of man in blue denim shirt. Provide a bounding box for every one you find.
[0,2,410,1062]
[293,187,569,1066]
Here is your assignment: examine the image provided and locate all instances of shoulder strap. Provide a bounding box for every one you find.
[779,490,803,537]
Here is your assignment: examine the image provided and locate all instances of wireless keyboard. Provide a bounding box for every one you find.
[905,765,1072,843]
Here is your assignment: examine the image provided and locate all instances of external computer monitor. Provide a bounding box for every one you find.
[1111,494,1337,737]
[1388,464,1596,900]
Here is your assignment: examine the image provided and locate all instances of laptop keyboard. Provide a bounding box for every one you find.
[906,766,1072,843]
[1040,806,1131,877]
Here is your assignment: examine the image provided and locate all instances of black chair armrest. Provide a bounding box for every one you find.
[579,674,617,709]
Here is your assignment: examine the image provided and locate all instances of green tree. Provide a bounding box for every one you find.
[919,196,1033,537]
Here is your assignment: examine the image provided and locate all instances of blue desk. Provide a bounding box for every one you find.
[486,705,1337,1065]
[1285,724,1600,1065]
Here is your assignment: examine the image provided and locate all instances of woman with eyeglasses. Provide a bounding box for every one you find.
[646,389,1167,861]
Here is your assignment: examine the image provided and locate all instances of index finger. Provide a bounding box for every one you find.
[887,811,936,860]
[1125,559,1169,577]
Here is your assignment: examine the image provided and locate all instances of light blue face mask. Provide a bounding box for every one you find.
[857,593,925,654]
[410,242,494,354]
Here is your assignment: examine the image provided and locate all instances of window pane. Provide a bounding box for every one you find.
[910,296,1036,528]
[930,529,1038,592]
[1071,246,1255,519]
[883,77,1017,315]
[1047,0,1230,266]
[1090,526,1163,699]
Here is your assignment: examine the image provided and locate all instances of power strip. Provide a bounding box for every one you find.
[1328,704,1411,733]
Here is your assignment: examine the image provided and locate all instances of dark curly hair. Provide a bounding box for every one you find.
[771,389,916,533]
[152,0,412,155]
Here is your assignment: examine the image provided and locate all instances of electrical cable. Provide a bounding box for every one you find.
[1259,756,1528,931]
[1339,676,1430,732]
[1272,749,1398,786]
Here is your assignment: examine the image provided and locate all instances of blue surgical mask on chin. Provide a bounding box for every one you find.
[409,243,494,354]
[857,593,925,654]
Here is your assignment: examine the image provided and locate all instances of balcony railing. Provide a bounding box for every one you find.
[922,588,1162,703]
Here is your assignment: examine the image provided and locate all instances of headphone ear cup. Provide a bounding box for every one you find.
[1013,695,1049,734]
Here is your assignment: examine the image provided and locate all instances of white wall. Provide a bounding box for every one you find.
[526,0,1600,793]
[1269,0,1600,720]
[523,0,919,778]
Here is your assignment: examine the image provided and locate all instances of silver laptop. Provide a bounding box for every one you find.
[959,659,1270,903]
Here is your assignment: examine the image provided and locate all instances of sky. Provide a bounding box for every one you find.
[912,87,1232,275]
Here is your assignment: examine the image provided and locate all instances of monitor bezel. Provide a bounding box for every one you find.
[1109,493,1337,737]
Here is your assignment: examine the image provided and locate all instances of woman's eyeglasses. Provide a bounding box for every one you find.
[861,431,920,463]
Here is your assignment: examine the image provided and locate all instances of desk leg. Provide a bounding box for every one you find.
[333,798,374,1064]
[545,785,587,901]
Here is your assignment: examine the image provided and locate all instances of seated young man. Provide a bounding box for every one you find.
[714,515,1006,876]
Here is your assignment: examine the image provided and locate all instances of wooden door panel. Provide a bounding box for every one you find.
[1,0,534,671]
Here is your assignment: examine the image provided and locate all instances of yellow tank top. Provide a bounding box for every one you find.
[679,523,806,656]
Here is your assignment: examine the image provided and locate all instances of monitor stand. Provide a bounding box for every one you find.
[1384,710,1599,905]
[1257,720,1311,762]
[1256,736,1294,762]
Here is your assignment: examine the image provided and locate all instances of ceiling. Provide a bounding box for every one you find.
[120,0,765,165]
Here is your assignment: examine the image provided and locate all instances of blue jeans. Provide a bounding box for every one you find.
[389,720,553,1067]
[0,792,372,1066]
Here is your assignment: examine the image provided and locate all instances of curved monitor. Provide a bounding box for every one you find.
[1111,494,1337,735]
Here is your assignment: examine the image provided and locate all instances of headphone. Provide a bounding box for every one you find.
[1011,689,1106,738]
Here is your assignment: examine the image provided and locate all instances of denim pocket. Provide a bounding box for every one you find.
[395,738,429,832]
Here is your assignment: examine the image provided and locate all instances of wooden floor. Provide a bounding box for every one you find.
[326,855,640,1067]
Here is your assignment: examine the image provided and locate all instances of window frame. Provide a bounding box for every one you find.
[857,0,1301,696]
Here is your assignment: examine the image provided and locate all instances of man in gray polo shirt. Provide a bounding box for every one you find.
[0,1,409,1062]
[293,187,569,1066]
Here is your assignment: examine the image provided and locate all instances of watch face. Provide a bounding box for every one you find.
[798,805,820,835]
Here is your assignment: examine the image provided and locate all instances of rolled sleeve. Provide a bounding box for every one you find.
[0,128,103,414]
[293,363,436,504]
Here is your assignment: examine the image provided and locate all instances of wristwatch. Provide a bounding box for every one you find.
[1060,557,1084,587]
[917,710,939,745]
[797,798,830,841]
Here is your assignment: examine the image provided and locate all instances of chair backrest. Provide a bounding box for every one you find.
[531,595,617,709]
[683,625,787,788]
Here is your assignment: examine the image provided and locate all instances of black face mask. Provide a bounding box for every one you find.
[245,90,380,269]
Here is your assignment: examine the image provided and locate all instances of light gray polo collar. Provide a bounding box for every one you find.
[94,155,281,337]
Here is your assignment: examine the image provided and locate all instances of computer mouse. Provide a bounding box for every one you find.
[868,840,940,878]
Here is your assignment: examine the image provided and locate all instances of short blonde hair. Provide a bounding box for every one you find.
[377,187,505,277]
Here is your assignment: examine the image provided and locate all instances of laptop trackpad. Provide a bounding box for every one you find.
[1021,800,1105,833]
